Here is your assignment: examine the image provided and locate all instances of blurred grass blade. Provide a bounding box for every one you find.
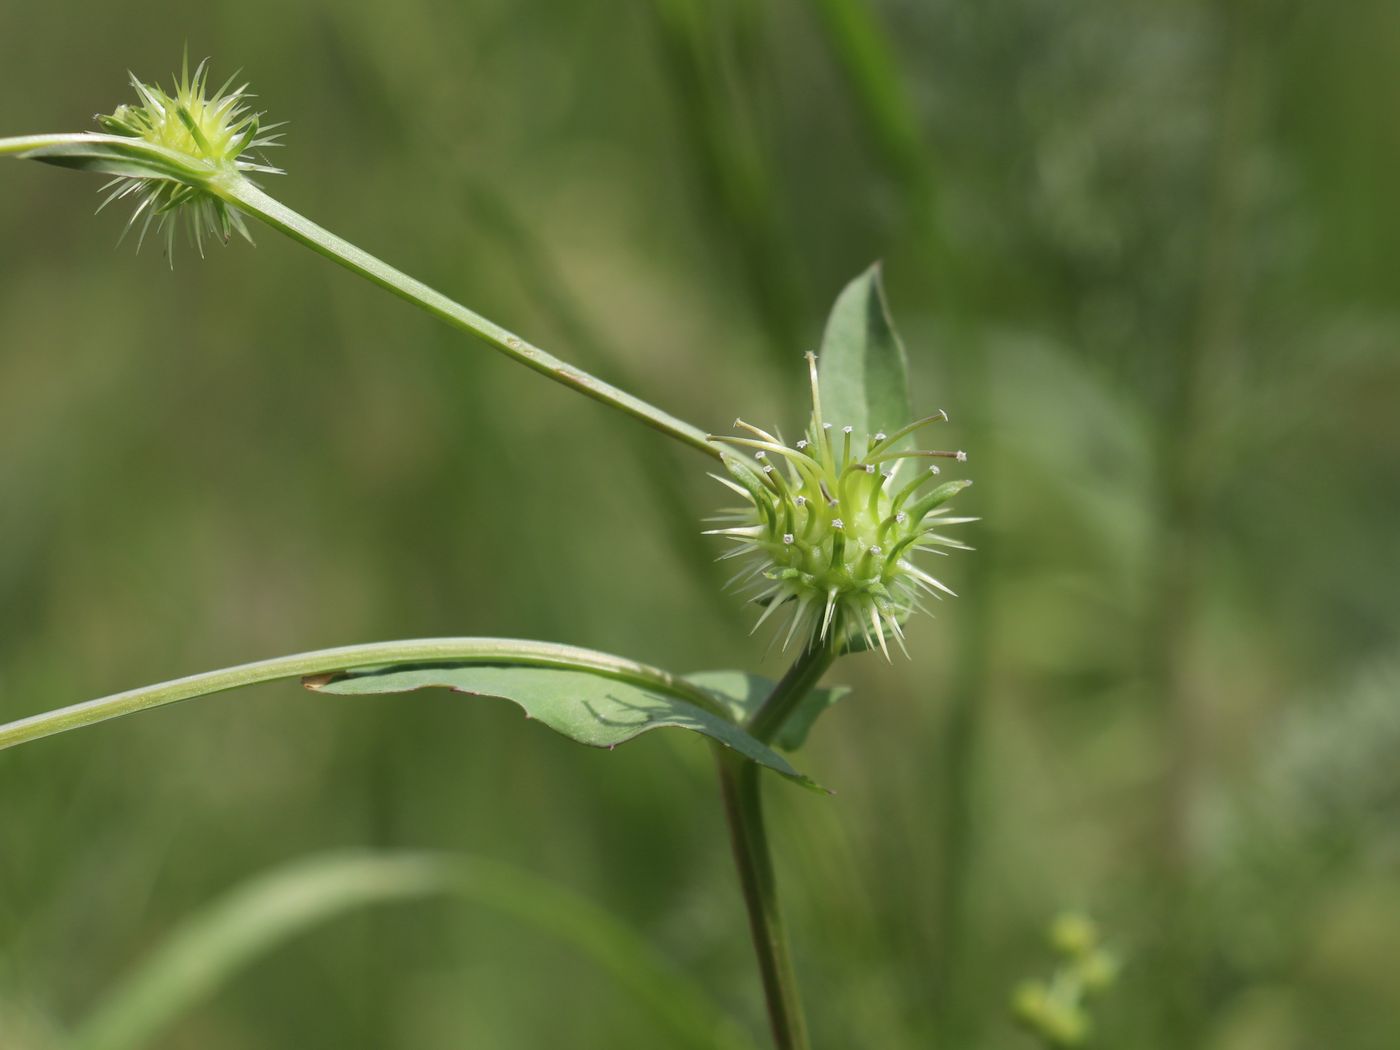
[647,0,810,362]
[804,0,935,204]
[70,851,761,1050]
[817,263,912,442]
[0,638,812,785]
[802,0,955,295]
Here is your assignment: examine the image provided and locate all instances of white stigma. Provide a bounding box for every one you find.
[832,518,845,530]
[795,439,809,450]
[782,533,795,545]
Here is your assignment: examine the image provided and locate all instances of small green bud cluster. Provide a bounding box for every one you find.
[1011,912,1119,1048]
[95,57,282,256]
[706,353,973,655]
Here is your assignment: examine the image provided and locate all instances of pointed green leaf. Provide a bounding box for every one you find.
[309,664,816,786]
[684,671,850,752]
[817,262,912,441]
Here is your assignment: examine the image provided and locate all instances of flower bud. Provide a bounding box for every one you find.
[706,353,973,656]
[1049,912,1100,959]
[94,55,283,257]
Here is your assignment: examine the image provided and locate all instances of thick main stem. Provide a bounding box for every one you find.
[718,754,809,1050]
[716,640,839,1050]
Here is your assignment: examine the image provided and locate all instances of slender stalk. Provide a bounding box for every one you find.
[214,177,718,458]
[744,640,841,747]
[0,637,731,752]
[715,639,839,1050]
[0,134,717,459]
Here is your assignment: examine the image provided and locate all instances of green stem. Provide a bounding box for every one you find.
[0,134,717,459]
[717,754,810,1050]
[0,637,730,752]
[744,640,841,746]
[715,639,839,1050]
[216,177,717,458]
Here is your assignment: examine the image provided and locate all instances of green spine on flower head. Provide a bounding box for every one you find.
[94,55,283,258]
[706,352,974,657]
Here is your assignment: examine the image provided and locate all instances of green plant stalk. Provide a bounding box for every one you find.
[0,134,718,459]
[715,639,840,1050]
[745,640,841,747]
[214,177,718,458]
[718,754,810,1050]
[0,637,731,752]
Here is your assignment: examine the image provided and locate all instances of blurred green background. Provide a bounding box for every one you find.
[2,0,1398,1047]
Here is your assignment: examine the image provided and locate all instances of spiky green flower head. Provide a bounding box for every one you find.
[94,56,282,257]
[707,352,974,657]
